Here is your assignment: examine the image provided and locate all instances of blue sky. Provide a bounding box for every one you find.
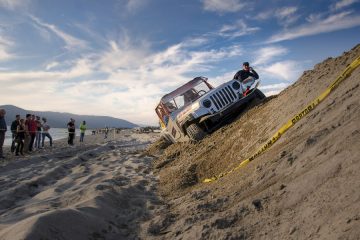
[0,0,359,125]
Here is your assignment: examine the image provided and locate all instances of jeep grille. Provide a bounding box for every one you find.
[209,86,238,111]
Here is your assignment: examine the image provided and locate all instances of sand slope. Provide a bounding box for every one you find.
[147,44,360,239]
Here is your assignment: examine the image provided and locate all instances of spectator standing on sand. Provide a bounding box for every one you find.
[41,118,52,147]
[67,118,75,145]
[28,114,37,152]
[10,114,20,153]
[104,126,109,139]
[79,121,87,142]
[24,114,31,153]
[34,116,42,149]
[15,119,25,156]
[0,109,7,159]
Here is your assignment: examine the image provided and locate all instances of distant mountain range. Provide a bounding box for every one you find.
[0,105,138,129]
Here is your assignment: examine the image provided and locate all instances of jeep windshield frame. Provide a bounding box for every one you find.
[156,77,214,126]
[160,77,213,106]
[160,77,214,106]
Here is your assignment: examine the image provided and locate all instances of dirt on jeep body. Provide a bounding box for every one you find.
[143,44,360,239]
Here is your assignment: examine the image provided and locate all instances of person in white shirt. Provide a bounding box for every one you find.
[41,118,53,147]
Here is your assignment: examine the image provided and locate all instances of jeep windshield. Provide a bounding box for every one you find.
[161,77,213,111]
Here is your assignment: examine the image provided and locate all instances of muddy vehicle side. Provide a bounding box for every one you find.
[155,76,265,143]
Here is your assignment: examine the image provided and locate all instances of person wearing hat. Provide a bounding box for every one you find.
[233,62,259,82]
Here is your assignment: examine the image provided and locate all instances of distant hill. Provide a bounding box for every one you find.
[0,105,138,129]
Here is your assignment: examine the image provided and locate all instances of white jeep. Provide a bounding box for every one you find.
[155,76,265,143]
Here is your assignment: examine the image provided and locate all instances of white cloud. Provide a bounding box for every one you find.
[67,58,96,77]
[276,7,298,19]
[181,37,209,48]
[261,61,303,81]
[45,61,59,70]
[208,72,235,87]
[202,0,245,13]
[254,10,273,21]
[0,57,95,83]
[253,46,288,65]
[30,15,88,50]
[115,0,149,15]
[275,7,300,26]
[267,11,360,43]
[262,90,282,96]
[331,0,359,11]
[98,37,242,82]
[0,34,244,125]
[306,13,324,23]
[98,39,149,73]
[0,70,64,82]
[260,83,290,96]
[0,35,14,61]
[254,7,299,26]
[260,82,289,90]
[126,0,147,12]
[0,0,29,10]
[31,23,52,41]
[218,20,260,38]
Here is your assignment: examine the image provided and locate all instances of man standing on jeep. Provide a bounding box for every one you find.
[233,62,259,82]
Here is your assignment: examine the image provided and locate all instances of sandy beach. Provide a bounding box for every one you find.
[1,46,359,240]
[0,130,163,240]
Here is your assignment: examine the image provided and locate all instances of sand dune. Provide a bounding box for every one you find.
[146,44,360,239]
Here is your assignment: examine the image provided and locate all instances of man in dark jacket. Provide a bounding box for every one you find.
[0,109,7,159]
[10,114,20,153]
[67,118,76,145]
[233,62,259,82]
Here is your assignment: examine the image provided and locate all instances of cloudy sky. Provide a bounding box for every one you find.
[0,0,359,125]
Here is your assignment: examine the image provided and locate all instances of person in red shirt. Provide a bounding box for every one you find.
[28,114,37,152]
[34,116,42,149]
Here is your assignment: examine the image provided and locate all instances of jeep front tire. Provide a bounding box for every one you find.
[186,123,207,141]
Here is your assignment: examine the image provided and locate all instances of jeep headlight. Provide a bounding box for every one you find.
[232,81,241,90]
[202,99,212,108]
[191,102,200,110]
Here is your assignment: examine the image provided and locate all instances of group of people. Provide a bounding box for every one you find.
[0,111,90,158]
[67,119,88,145]
[0,109,53,158]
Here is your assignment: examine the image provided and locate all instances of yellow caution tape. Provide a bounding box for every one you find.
[203,56,360,183]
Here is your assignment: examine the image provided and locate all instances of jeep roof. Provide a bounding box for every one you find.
[160,77,213,104]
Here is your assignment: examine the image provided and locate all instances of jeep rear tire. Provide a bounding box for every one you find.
[186,123,207,141]
[161,132,174,145]
[255,89,266,100]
